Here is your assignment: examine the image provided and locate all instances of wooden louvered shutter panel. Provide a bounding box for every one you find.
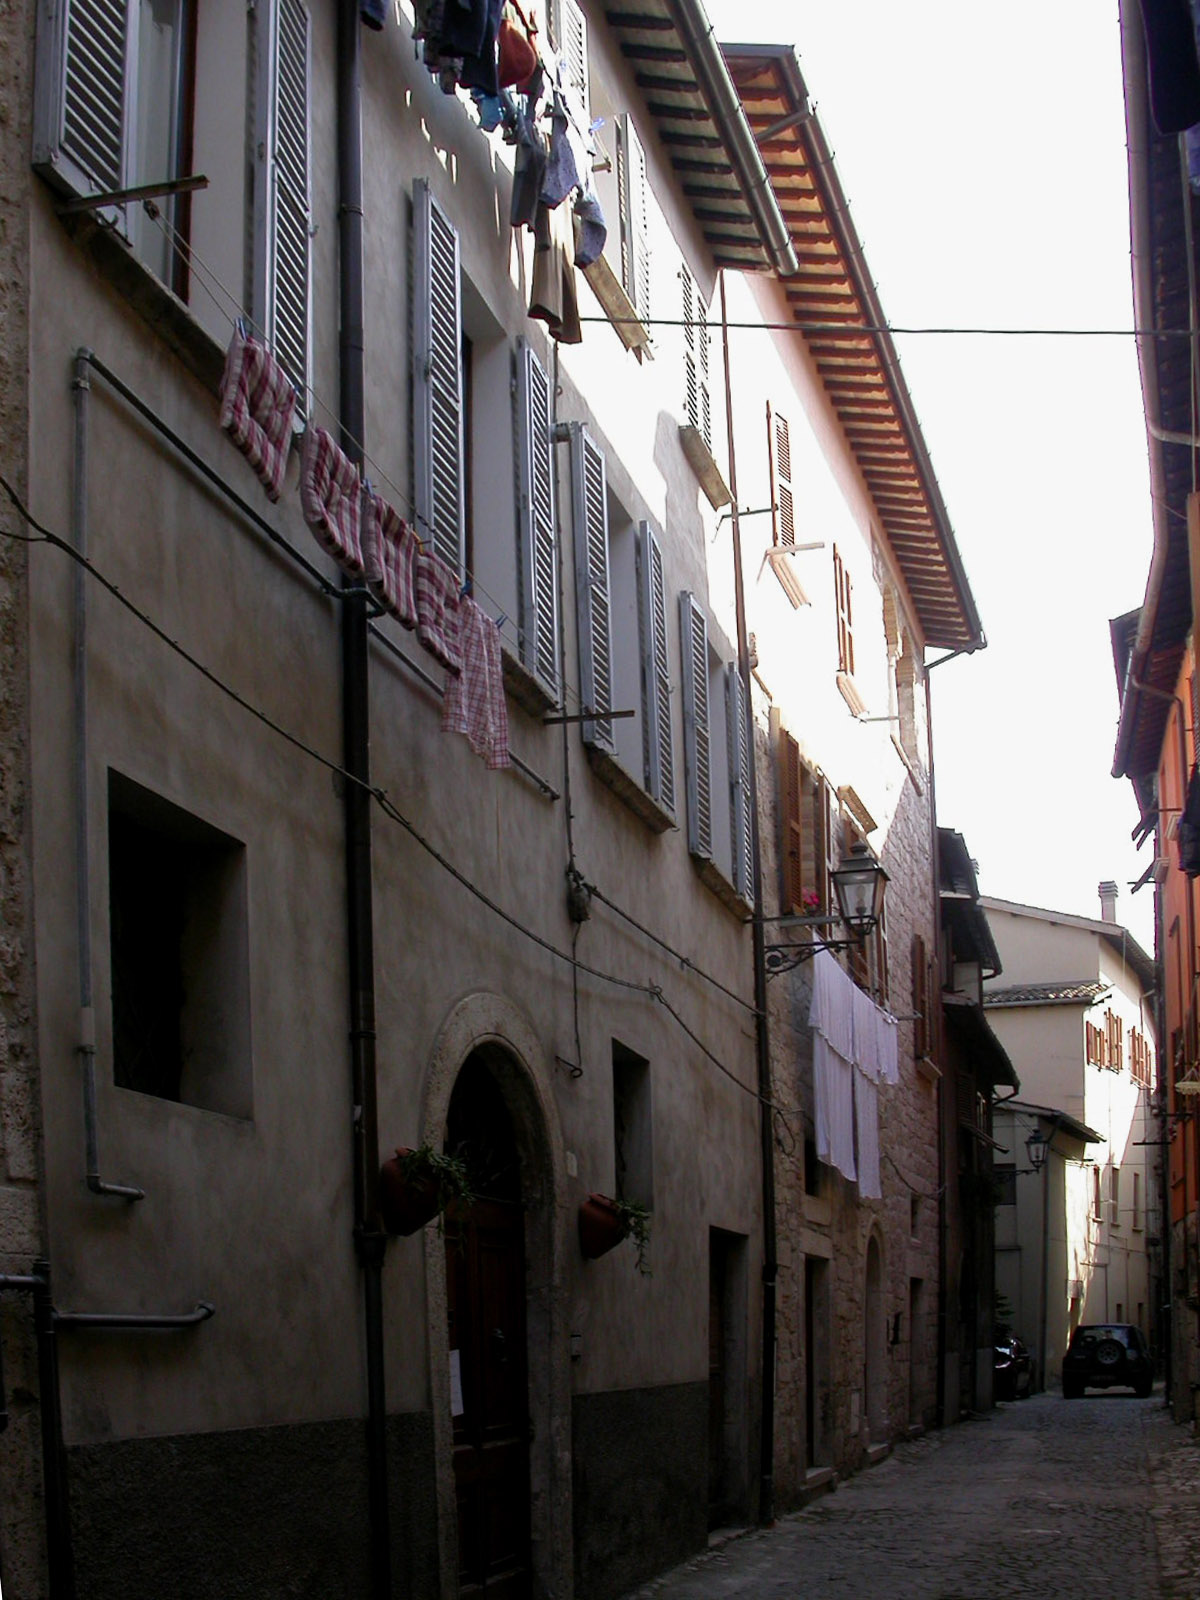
[553,0,589,120]
[515,340,559,699]
[682,270,712,449]
[680,593,712,860]
[617,114,651,324]
[413,179,465,573]
[768,405,794,548]
[637,524,674,814]
[912,933,928,1057]
[726,664,753,901]
[820,781,838,918]
[571,428,614,750]
[778,730,803,914]
[36,0,131,199]
[266,0,311,393]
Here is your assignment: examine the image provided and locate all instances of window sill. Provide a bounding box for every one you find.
[585,744,673,834]
[502,646,558,720]
[679,425,731,510]
[57,206,226,397]
[694,856,753,920]
[837,671,868,718]
[915,1054,941,1084]
[582,254,653,360]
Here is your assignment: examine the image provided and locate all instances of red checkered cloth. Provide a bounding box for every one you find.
[300,425,364,574]
[363,490,418,628]
[442,597,510,769]
[218,328,298,502]
[415,551,462,674]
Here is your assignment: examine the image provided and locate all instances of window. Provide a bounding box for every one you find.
[726,665,753,902]
[1092,1165,1102,1220]
[1110,1166,1121,1228]
[1132,1170,1142,1231]
[777,730,834,917]
[1085,1019,1104,1067]
[995,1165,1017,1206]
[550,0,589,121]
[912,932,930,1059]
[768,405,794,549]
[680,592,712,861]
[681,266,711,452]
[613,1041,653,1209]
[1105,1009,1124,1072]
[833,545,855,676]
[637,524,675,817]
[615,113,651,327]
[413,178,466,572]
[107,772,251,1117]
[570,424,613,748]
[513,338,559,702]
[35,0,311,379]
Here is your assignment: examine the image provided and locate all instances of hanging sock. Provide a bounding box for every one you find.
[218,327,298,503]
[415,550,463,673]
[363,489,419,628]
[300,426,365,574]
[442,597,511,769]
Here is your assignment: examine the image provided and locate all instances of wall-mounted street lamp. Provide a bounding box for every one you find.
[1025,1128,1051,1172]
[764,840,889,977]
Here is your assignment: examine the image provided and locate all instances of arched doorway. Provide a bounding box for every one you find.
[864,1234,887,1442]
[444,1053,532,1599]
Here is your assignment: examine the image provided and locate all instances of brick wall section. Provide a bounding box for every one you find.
[754,698,940,1509]
[0,0,48,1590]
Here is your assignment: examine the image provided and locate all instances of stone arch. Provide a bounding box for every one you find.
[864,1228,888,1443]
[421,992,572,1600]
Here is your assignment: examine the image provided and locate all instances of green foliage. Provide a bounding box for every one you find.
[615,1198,653,1276]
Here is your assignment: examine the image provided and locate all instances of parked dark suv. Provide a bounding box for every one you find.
[1061,1324,1153,1399]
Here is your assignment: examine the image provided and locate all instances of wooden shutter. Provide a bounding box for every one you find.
[262,0,311,393]
[682,268,711,450]
[833,546,855,675]
[726,664,753,901]
[571,426,613,750]
[637,524,674,814]
[680,593,711,860]
[514,339,559,699]
[912,932,929,1057]
[778,729,803,914]
[413,178,466,573]
[617,114,651,324]
[768,404,794,548]
[553,0,589,120]
[34,0,130,200]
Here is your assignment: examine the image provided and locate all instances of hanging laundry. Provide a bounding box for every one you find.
[852,984,881,1080]
[360,0,387,29]
[510,111,549,231]
[363,490,419,628]
[529,201,581,343]
[218,327,297,503]
[442,0,502,94]
[573,189,606,268]
[300,426,364,575]
[496,0,538,88]
[442,597,510,769]
[813,1033,856,1183]
[809,947,855,1060]
[876,1009,899,1085]
[854,1068,881,1199]
[415,550,463,674]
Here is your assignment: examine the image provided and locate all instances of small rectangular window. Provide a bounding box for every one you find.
[108,772,251,1118]
[1132,1170,1142,1231]
[613,1041,652,1209]
[994,1164,1017,1206]
[1092,1166,1102,1220]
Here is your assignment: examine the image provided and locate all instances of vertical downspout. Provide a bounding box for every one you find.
[719,273,776,1525]
[71,352,144,1203]
[32,1262,73,1599]
[336,3,391,1594]
[923,670,946,1427]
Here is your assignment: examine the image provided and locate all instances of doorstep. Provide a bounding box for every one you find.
[866,1442,892,1468]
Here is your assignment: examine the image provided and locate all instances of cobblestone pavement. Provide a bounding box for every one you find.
[621,1392,1200,1600]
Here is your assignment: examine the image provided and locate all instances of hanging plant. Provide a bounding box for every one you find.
[379,1145,474,1236]
[578,1193,652,1275]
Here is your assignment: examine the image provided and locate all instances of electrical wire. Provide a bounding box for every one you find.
[575,315,1193,340]
[0,474,776,1117]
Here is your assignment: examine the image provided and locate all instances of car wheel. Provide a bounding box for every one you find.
[1095,1339,1123,1367]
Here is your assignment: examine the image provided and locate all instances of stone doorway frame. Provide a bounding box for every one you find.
[421,992,573,1600]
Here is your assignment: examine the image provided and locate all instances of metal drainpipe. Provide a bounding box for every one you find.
[336,2,391,1594]
[719,272,776,1525]
[71,352,144,1203]
[923,669,947,1429]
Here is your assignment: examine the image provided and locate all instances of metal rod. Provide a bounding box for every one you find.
[56,174,209,213]
[53,1301,214,1330]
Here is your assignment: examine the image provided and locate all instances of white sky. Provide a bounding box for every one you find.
[707,0,1158,954]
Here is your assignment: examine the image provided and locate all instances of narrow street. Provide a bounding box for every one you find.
[621,1396,1200,1600]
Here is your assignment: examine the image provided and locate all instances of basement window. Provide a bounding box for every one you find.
[108,772,252,1117]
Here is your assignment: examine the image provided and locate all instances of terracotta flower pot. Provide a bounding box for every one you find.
[578,1193,628,1260]
[379,1147,441,1236]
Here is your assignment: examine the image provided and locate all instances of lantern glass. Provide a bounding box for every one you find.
[831,841,888,936]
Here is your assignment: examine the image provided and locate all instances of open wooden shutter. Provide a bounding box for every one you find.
[262,0,311,393]
[833,546,855,675]
[726,664,753,901]
[34,0,130,201]
[514,339,559,699]
[767,404,794,548]
[912,932,929,1058]
[553,0,589,120]
[778,729,803,913]
[682,268,712,450]
[571,426,614,750]
[413,178,466,573]
[680,593,711,860]
[637,524,674,814]
[617,113,651,324]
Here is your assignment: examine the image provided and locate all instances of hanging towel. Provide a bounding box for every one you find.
[415,550,463,673]
[300,426,364,575]
[854,1068,881,1199]
[852,984,882,1081]
[442,597,510,769]
[877,1010,899,1085]
[218,327,298,503]
[809,947,855,1060]
[363,490,419,628]
[813,1034,856,1183]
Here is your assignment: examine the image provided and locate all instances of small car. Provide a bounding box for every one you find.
[993,1328,1033,1401]
[1061,1323,1153,1399]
